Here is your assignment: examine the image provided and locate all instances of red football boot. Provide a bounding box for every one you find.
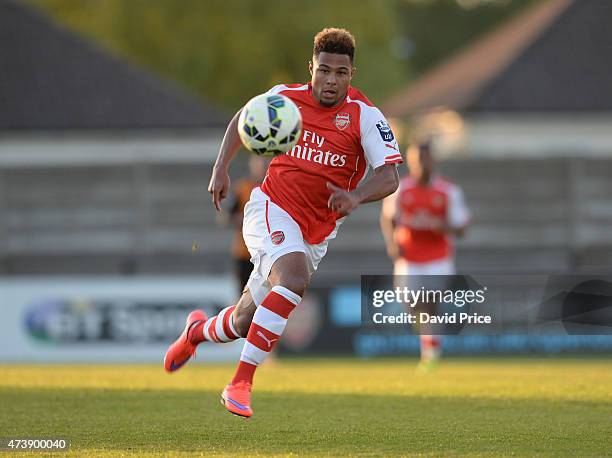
[163,310,207,373]
[220,381,253,418]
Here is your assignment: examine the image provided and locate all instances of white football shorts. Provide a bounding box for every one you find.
[242,187,338,306]
[394,257,455,291]
[394,257,455,276]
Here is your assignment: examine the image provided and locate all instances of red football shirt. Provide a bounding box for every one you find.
[383,176,471,262]
[260,83,402,245]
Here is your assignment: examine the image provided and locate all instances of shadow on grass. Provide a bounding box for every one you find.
[1,387,610,456]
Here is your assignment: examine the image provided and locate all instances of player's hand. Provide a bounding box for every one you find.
[327,182,360,216]
[431,219,451,234]
[386,244,400,260]
[208,167,231,212]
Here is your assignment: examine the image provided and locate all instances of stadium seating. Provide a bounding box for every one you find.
[2,157,612,281]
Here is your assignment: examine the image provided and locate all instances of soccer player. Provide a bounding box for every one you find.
[164,27,402,417]
[228,155,268,293]
[380,142,471,370]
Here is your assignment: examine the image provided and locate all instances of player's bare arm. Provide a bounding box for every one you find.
[380,196,400,260]
[434,221,468,237]
[208,108,244,211]
[327,163,399,215]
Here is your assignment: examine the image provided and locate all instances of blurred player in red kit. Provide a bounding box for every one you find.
[380,142,470,371]
[164,28,402,417]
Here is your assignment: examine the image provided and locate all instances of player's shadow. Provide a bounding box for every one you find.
[1,386,610,456]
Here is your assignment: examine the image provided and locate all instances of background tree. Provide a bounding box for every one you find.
[30,0,535,111]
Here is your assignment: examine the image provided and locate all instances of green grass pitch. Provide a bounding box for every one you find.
[1,357,611,457]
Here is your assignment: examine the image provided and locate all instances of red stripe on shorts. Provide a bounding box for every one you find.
[265,200,270,234]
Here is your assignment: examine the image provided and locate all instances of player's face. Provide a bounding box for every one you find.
[408,145,434,181]
[309,52,354,107]
[249,155,268,182]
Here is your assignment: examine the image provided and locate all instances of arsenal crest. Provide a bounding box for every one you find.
[270,230,285,245]
[334,112,350,131]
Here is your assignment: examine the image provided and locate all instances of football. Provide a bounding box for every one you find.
[238,93,302,156]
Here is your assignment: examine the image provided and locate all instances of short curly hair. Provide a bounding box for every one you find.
[313,28,355,63]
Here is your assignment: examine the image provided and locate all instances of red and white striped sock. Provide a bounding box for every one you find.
[189,305,240,345]
[232,285,301,385]
[420,334,441,361]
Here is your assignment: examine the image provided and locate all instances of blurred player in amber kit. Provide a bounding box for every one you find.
[380,142,470,370]
[229,155,268,292]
